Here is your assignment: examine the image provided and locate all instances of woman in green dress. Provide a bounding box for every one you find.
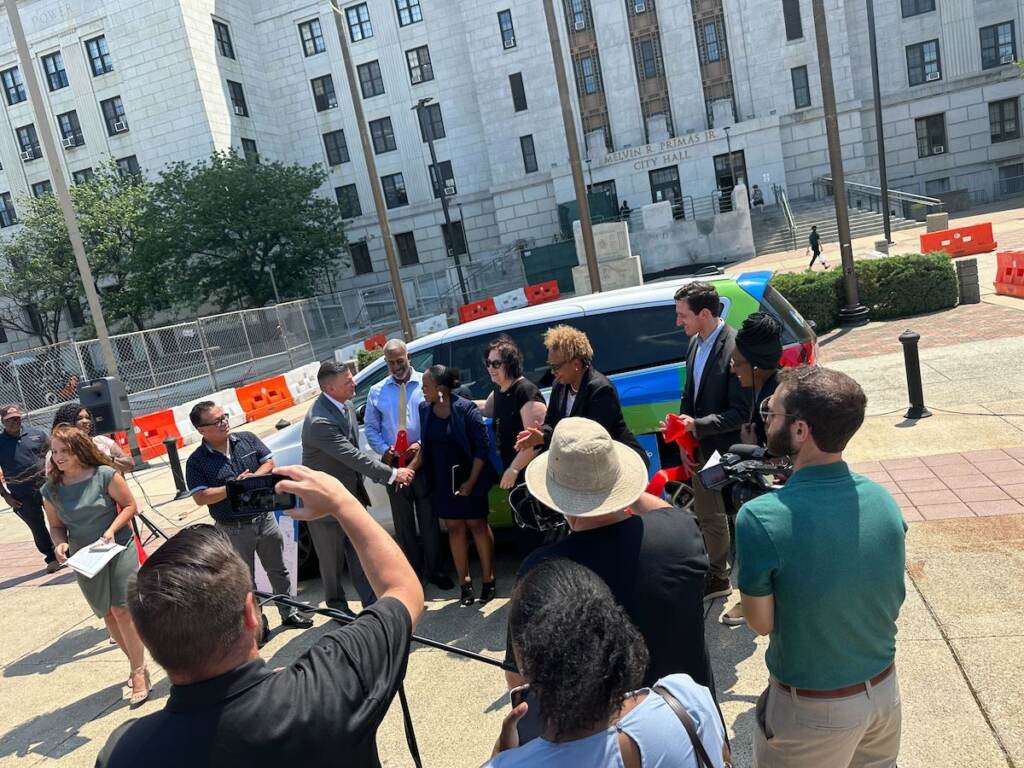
[41,425,150,706]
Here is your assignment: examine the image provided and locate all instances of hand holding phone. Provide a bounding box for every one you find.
[226,474,297,517]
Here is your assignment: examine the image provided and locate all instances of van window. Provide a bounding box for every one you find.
[759,286,814,344]
[354,345,443,414]
[575,305,685,376]
[449,320,566,399]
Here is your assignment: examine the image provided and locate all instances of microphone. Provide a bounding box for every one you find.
[728,444,769,460]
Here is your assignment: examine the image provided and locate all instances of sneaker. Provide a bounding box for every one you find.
[703,576,733,602]
[45,560,62,574]
[721,602,746,626]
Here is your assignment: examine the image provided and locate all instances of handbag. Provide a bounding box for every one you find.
[653,685,733,768]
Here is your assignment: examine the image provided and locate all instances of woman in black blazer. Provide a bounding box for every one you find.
[515,325,649,466]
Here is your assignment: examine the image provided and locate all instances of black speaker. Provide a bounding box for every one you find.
[78,377,133,434]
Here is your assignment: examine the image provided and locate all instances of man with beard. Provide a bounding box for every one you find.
[735,366,906,768]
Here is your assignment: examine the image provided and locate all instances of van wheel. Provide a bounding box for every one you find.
[297,522,319,581]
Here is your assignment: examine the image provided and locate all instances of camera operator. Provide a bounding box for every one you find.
[96,465,424,768]
[735,367,906,768]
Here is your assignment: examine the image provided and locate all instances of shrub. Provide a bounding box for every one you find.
[355,347,385,371]
[770,269,840,332]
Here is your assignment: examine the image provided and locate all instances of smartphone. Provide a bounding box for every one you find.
[510,684,530,709]
[226,474,297,516]
[510,685,543,745]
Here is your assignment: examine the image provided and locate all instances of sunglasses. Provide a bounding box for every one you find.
[484,359,503,369]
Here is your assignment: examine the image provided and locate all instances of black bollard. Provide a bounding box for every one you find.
[899,330,931,419]
[275,418,291,430]
[163,436,188,496]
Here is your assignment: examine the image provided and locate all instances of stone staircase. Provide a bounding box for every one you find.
[752,197,921,256]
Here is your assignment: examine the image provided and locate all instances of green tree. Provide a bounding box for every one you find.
[150,151,347,310]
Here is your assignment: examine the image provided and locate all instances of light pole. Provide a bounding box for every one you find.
[866,0,892,242]
[412,97,468,305]
[4,0,146,465]
[330,3,414,340]
[455,201,473,262]
[812,0,869,326]
[541,0,601,292]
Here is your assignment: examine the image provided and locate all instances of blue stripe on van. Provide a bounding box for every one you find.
[610,364,683,409]
[736,271,773,303]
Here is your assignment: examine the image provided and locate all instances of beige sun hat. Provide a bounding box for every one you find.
[524,417,648,518]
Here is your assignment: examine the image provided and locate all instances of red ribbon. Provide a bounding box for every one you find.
[645,414,699,497]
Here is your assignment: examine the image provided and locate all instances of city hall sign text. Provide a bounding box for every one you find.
[601,130,718,171]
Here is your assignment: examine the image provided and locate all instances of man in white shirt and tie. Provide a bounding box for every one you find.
[364,340,454,591]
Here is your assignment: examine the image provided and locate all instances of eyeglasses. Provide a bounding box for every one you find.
[484,359,503,369]
[199,414,230,428]
[548,359,571,374]
[759,398,797,423]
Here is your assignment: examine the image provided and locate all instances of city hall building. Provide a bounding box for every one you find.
[0,0,1021,350]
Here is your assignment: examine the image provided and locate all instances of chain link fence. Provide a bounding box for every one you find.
[2,249,530,427]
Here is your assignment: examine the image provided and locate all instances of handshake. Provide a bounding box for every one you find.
[395,467,415,487]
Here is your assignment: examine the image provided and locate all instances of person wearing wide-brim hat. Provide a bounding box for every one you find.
[504,417,714,697]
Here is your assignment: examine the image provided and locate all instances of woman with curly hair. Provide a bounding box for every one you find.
[514,324,648,466]
[50,402,133,472]
[488,558,726,767]
[41,425,150,705]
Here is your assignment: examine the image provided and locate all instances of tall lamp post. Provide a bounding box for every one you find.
[412,97,468,305]
[812,0,869,326]
[866,0,892,242]
[455,201,473,262]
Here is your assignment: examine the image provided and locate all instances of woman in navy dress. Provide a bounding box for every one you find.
[409,365,498,606]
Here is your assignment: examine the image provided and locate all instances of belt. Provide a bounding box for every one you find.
[774,662,895,700]
[216,512,269,527]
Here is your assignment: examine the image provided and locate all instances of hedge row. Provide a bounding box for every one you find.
[771,252,959,333]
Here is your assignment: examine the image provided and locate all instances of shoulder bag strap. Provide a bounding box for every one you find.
[652,685,716,768]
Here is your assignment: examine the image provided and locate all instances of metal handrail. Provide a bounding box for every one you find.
[815,176,944,209]
[773,183,797,250]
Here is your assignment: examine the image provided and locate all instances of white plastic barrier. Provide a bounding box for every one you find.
[414,313,448,336]
[212,388,248,428]
[284,362,320,403]
[494,288,529,312]
[335,342,363,363]
[172,388,248,444]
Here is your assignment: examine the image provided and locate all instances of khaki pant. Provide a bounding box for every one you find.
[753,671,901,768]
[691,469,730,580]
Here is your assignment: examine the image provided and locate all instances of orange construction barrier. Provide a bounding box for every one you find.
[524,280,561,306]
[920,222,997,258]
[994,251,1024,298]
[364,334,386,351]
[235,376,295,422]
[132,410,183,461]
[458,298,498,324]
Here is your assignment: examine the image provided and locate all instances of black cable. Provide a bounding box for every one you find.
[398,685,424,768]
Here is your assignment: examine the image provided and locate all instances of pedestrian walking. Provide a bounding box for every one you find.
[807,225,830,269]
[409,365,498,606]
[0,403,59,572]
[41,425,150,705]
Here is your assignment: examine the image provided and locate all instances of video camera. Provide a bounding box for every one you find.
[697,444,791,508]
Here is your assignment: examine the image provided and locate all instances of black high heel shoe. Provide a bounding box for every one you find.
[479,580,496,604]
[459,582,475,607]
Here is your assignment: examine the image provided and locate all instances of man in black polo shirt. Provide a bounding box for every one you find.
[504,418,711,691]
[97,465,424,768]
[0,404,58,573]
[185,401,311,636]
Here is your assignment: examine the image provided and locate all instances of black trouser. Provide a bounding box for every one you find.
[808,247,823,268]
[10,486,56,564]
[387,473,442,582]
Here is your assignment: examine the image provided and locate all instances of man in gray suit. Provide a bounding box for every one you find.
[302,361,414,608]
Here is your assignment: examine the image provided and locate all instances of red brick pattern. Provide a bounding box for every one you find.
[851,447,1024,522]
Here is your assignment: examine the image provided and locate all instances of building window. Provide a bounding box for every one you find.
[16,124,41,161]
[227,81,248,117]
[335,184,362,218]
[214,20,235,59]
[395,232,419,266]
[350,241,373,274]
[85,35,113,76]
[520,135,538,173]
[31,180,52,198]
[576,53,603,95]
[101,96,129,135]
[980,22,1017,70]
[990,98,1020,143]
[116,155,140,177]
[636,35,664,79]
[0,192,16,227]
[782,0,802,41]
[369,117,397,154]
[1,67,26,106]
[418,103,446,141]
[72,168,94,185]
[41,52,69,91]
[627,0,654,15]
[510,72,528,111]
[311,74,337,111]
[429,160,456,198]
[241,138,259,162]
[57,110,84,147]
[358,60,385,98]
[566,0,589,30]
[406,46,433,85]
[396,0,422,26]
[901,0,934,18]
[907,40,941,86]
[299,19,326,56]
[999,163,1024,196]
[791,66,811,109]
[323,129,350,165]
[442,221,467,257]
[700,22,721,64]
[498,10,516,49]
[381,173,408,208]
[915,114,946,157]
[924,177,950,196]
[346,4,373,42]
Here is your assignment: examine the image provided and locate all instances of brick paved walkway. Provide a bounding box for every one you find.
[851,447,1024,522]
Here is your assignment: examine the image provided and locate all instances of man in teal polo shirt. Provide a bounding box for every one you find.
[736,366,906,768]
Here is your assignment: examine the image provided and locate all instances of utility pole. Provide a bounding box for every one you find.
[5,0,147,465]
[330,3,414,340]
[413,97,468,305]
[812,0,869,327]
[541,0,601,292]
[866,0,892,242]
